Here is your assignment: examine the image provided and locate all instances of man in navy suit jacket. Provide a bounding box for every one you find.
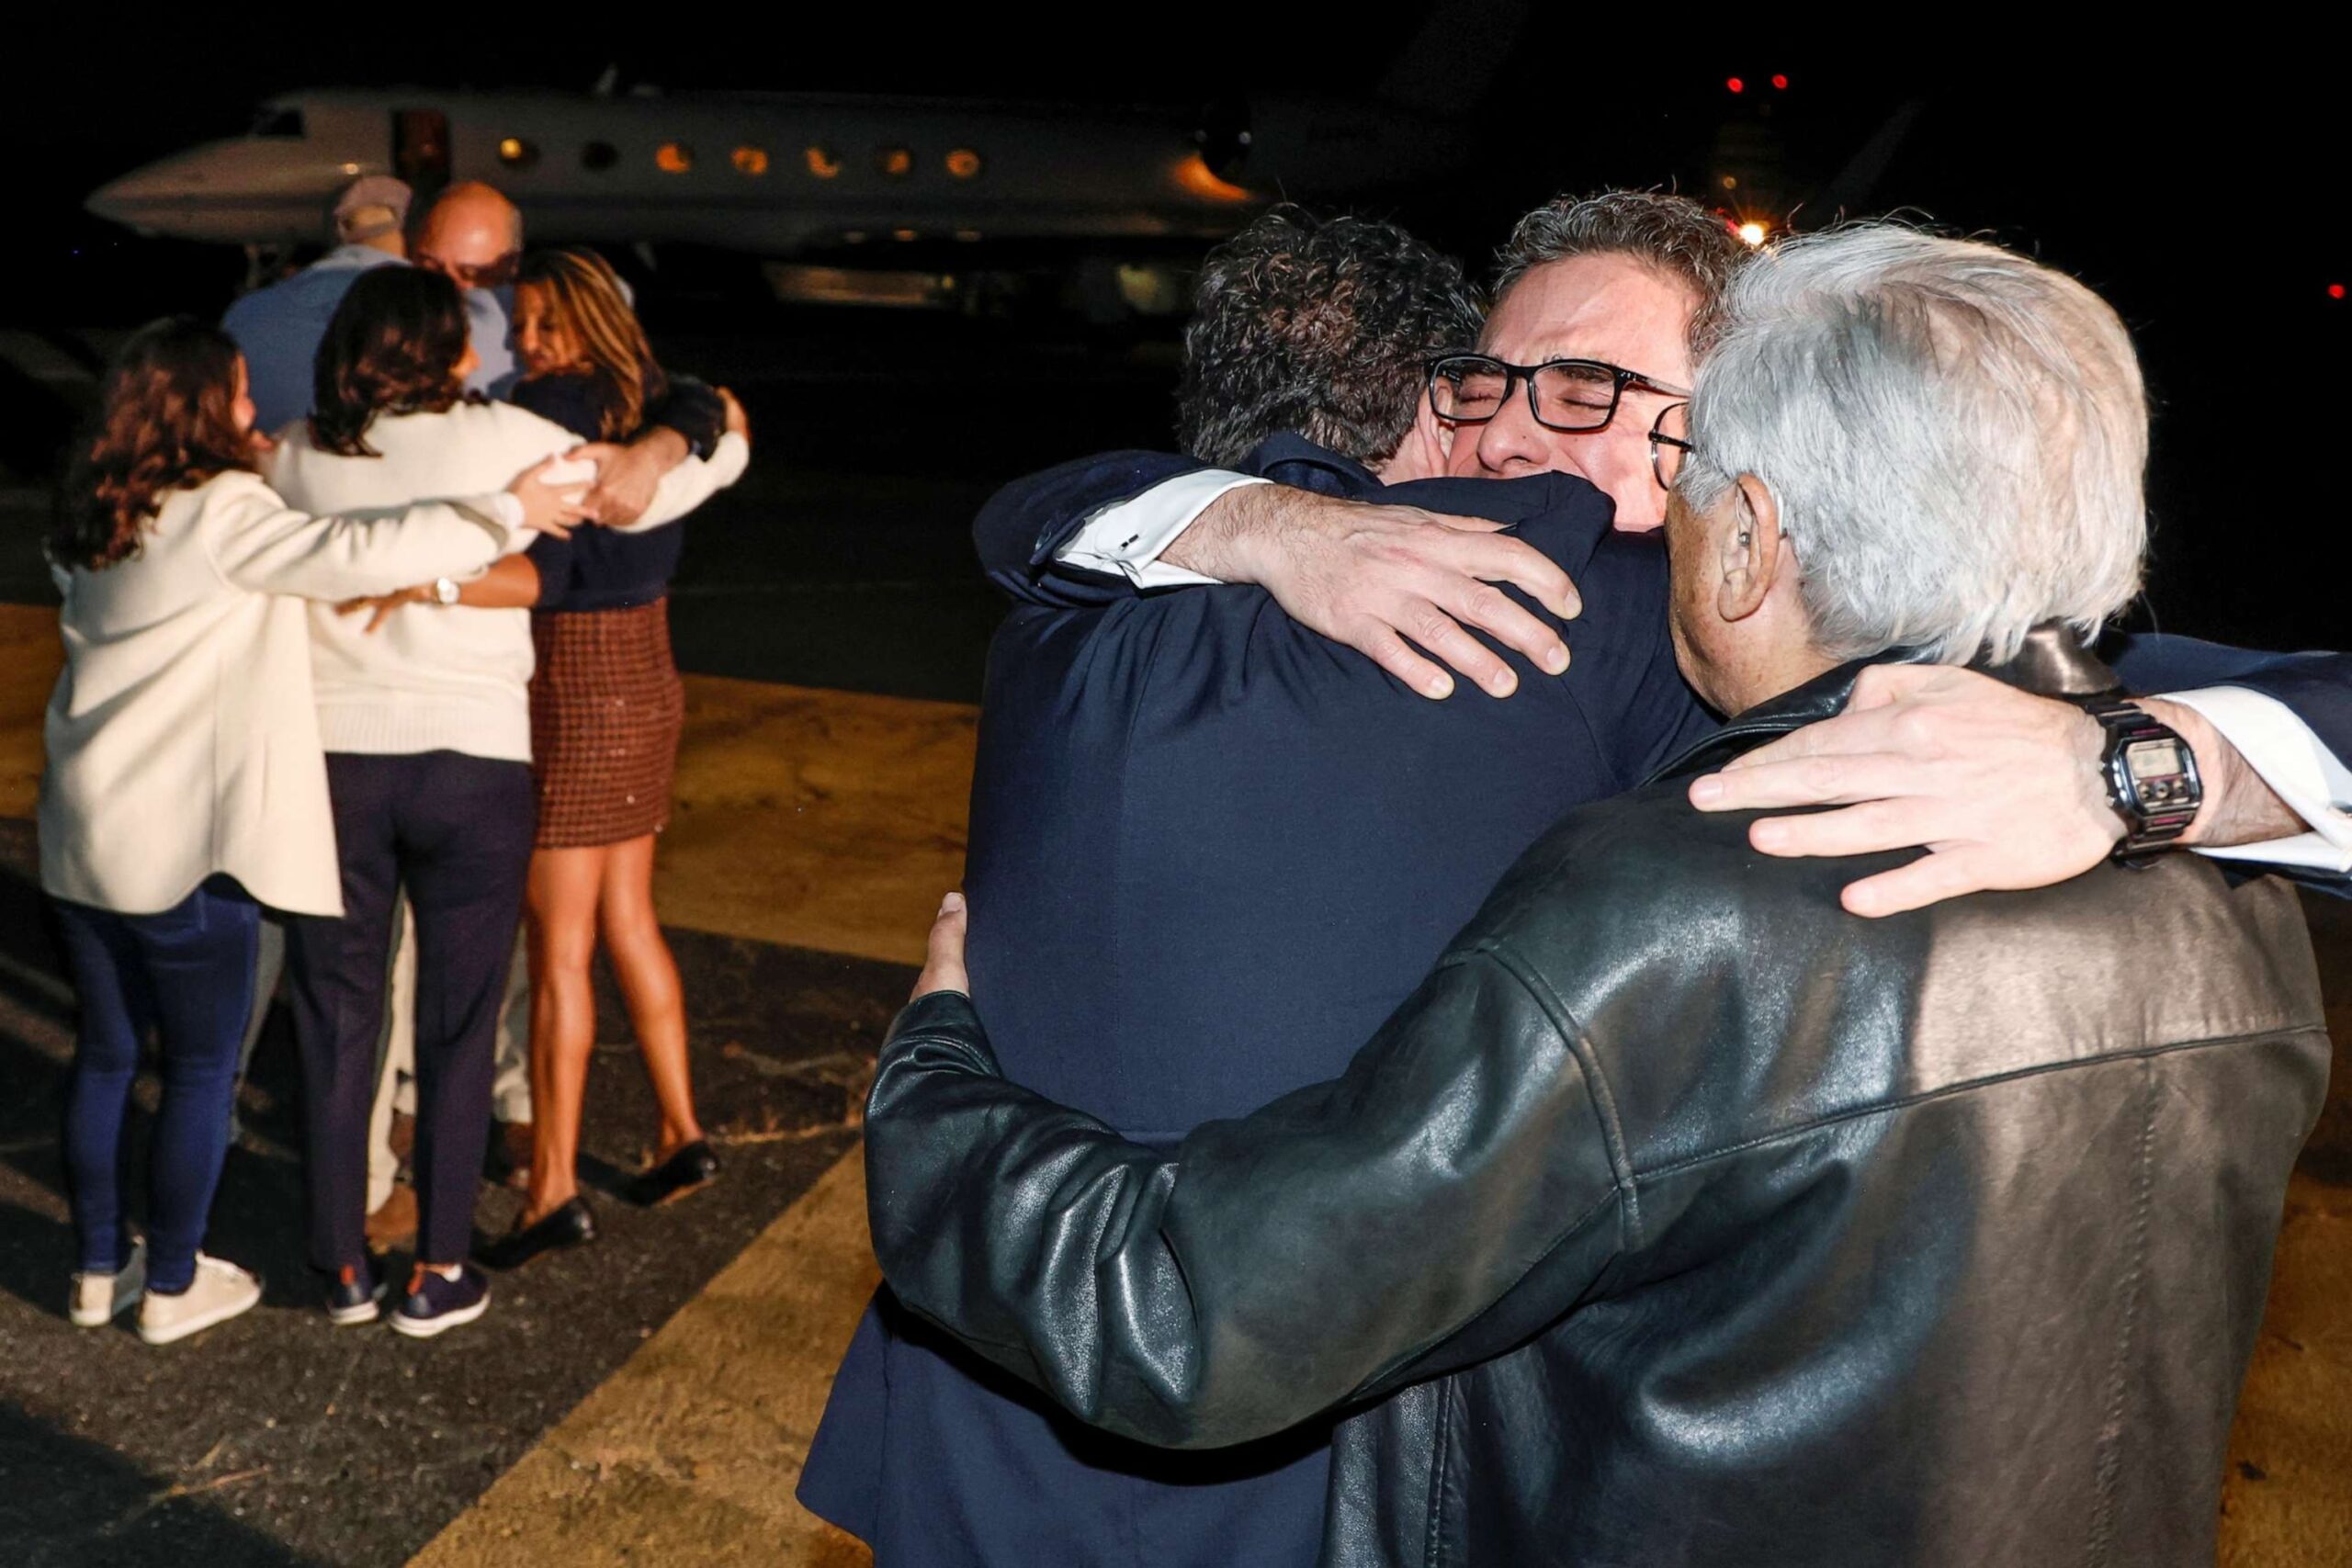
[805,438,1715,1566]
[800,205,2350,1568]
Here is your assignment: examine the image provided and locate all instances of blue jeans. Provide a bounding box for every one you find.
[55,875,260,1294]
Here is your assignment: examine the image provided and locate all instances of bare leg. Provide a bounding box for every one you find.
[523,846,607,1224]
[598,835,704,1156]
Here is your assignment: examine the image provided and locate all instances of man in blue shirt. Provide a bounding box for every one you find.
[222,175,411,435]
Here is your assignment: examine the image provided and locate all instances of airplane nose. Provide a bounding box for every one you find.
[85,158,204,234]
[85,173,153,231]
[86,138,365,246]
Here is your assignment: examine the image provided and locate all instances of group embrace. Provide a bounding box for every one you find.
[803,194,2351,1565]
[44,176,748,1347]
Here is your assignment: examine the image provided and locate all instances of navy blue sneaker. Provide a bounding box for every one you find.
[389,1264,490,1338]
[326,1260,388,1326]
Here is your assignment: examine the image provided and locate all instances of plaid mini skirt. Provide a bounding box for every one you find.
[528,599,684,849]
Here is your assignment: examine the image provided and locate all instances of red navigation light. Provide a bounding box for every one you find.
[1771,73,1790,90]
[1726,77,1746,94]
[2332,283,2347,299]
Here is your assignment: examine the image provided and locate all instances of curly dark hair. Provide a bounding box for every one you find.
[308,265,474,457]
[49,318,256,572]
[1492,190,1751,357]
[1178,207,1483,467]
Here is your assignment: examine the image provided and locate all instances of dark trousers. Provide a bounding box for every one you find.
[54,875,261,1294]
[288,751,534,1270]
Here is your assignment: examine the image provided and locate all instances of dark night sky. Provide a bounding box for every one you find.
[2,25,2343,645]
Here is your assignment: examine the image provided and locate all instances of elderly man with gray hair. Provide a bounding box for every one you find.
[858,225,2331,1567]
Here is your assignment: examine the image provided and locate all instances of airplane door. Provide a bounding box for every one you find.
[394,109,451,196]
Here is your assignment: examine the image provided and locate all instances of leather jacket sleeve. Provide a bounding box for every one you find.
[865,950,1626,1451]
[972,451,1209,607]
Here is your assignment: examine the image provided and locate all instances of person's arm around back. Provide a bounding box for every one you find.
[204,460,583,602]
[970,450,1220,606]
[865,897,1623,1450]
[583,387,752,536]
[580,379,741,525]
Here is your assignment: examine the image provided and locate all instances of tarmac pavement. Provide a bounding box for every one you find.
[0,315,2346,1564]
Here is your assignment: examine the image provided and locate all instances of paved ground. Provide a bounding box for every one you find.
[0,315,2346,1565]
[0,784,919,1568]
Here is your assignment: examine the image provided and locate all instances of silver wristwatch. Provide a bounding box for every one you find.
[430,577,461,606]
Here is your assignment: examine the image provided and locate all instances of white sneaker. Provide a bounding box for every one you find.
[137,1253,262,1346]
[69,1237,146,1327]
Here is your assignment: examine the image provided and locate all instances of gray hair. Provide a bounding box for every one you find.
[1492,190,1750,356]
[1676,225,2148,666]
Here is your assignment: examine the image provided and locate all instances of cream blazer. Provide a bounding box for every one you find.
[39,469,514,916]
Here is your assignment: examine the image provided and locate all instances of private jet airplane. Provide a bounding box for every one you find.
[83,26,1510,313]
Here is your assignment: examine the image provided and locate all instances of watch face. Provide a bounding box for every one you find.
[2126,738,2184,778]
[2123,737,2194,807]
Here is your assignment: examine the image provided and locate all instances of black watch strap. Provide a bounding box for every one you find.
[2076,697,2201,863]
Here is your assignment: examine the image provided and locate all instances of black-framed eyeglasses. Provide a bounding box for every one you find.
[1427,353,1691,435]
[1648,402,1692,491]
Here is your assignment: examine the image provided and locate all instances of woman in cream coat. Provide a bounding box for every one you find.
[40,319,577,1347]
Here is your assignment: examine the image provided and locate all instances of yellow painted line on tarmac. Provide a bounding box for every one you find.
[0,603,978,969]
[409,1145,879,1568]
[655,673,974,968]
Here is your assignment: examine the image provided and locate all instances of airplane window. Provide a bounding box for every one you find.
[252,107,306,140]
[876,146,914,178]
[805,146,842,179]
[732,145,770,176]
[945,149,983,179]
[582,141,620,172]
[656,142,695,175]
[499,137,540,170]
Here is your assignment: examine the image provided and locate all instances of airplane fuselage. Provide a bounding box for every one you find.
[86,87,1460,257]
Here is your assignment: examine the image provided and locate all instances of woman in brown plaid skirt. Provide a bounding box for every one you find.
[463,251,752,1269]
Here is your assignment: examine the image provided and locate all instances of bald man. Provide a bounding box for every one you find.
[413,181,526,398]
[413,181,718,523]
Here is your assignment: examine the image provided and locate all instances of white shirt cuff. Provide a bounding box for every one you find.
[1053,471,1269,589]
[2165,686,2352,874]
[481,491,526,534]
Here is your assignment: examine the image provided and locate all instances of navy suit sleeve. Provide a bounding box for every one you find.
[2104,631,2350,893]
[1552,528,1718,787]
[973,450,1209,607]
[2104,632,2352,771]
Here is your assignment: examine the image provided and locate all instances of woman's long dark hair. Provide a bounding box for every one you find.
[515,249,668,440]
[308,266,473,457]
[49,318,255,572]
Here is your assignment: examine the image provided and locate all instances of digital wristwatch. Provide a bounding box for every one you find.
[2076,697,2202,864]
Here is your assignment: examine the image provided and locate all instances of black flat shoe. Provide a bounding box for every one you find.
[476,1197,597,1270]
[629,1140,721,1207]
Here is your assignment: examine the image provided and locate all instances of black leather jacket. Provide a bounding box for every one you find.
[865,640,2331,1566]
